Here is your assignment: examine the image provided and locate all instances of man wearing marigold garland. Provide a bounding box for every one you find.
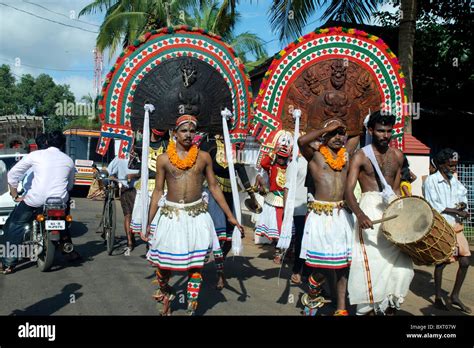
[145,115,244,315]
[297,119,355,316]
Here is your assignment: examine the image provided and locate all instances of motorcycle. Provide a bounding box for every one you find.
[23,197,73,271]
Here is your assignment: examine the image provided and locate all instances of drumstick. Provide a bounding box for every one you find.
[371,214,399,225]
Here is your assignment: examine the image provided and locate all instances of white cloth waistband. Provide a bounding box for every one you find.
[164,199,204,209]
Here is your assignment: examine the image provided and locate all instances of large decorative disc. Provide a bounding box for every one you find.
[252,27,406,159]
[96,26,252,158]
[130,57,232,132]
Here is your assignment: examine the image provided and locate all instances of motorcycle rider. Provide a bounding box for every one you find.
[1,131,80,274]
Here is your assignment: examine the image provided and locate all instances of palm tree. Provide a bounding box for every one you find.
[398,0,417,134]
[80,0,266,66]
[185,0,267,64]
[268,0,384,43]
[79,0,197,58]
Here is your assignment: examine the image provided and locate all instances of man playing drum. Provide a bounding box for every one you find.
[298,119,355,316]
[145,115,244,315]
[424,148,471,314]
[345,111,414,315]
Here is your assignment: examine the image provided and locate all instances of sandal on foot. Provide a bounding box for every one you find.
[160,294,174,316]
[450,299,472,314]
[334,309,349,316]
[153,290,175,315]
[152,289,175,302]
[2,266,15,275]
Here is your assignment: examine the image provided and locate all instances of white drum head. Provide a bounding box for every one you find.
[382,196,433,244]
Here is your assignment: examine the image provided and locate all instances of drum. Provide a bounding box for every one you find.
[381,196,456,265]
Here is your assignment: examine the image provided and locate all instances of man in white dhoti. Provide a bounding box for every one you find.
[298,119,355,316]
[145,115,243,315]
[345,111,414,315]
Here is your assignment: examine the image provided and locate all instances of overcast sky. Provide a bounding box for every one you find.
[0,0,397,101]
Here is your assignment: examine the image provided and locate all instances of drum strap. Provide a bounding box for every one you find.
[362,145,395,204]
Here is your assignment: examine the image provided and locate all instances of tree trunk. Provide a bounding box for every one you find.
[398,0,417,134]
[165,1,171,27]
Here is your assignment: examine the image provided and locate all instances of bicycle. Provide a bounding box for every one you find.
[93,166,117,255]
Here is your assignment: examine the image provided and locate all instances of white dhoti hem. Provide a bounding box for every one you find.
[146,199,216,271]
[300,202,354,269]
[130,189,154,239]
[254,202,280,244]
[348,192,414,315]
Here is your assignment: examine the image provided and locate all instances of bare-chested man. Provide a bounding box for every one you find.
[345,111,414,315]
[298,119,355,316]
[145,115,243,315]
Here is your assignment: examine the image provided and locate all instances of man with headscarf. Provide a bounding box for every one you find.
[145,115,244,315]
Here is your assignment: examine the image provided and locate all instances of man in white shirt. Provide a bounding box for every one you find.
[423,148,471,314]
[106,156,139,251]
[1,131,77,274]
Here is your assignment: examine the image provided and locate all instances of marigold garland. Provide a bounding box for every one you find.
[167,141,199,170]
[319,145,346,171]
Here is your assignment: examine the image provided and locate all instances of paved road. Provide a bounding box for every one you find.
[0,196,472,316]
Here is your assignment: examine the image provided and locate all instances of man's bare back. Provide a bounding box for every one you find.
[309,151,349,202]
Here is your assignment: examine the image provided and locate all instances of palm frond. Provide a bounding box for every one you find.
[229,31,268,62]
[320,0,384,23]
[268,0,321,42]
[212,0,237,35]
[79,0,119,17]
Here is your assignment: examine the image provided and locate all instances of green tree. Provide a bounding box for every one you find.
[14,74,36,115]
[79,0,198,58]
[80,0,266,65]
[376,0,473,132]
[398,0,416,133]
[0,66,77,131]
[268,0,383,42]
[28,74,76,122]
[0,64,18,115]
[185,0,267,64]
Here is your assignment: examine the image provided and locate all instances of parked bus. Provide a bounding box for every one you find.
[63,129,115,186]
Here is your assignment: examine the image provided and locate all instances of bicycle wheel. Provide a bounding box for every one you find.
[105,198,117,255]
